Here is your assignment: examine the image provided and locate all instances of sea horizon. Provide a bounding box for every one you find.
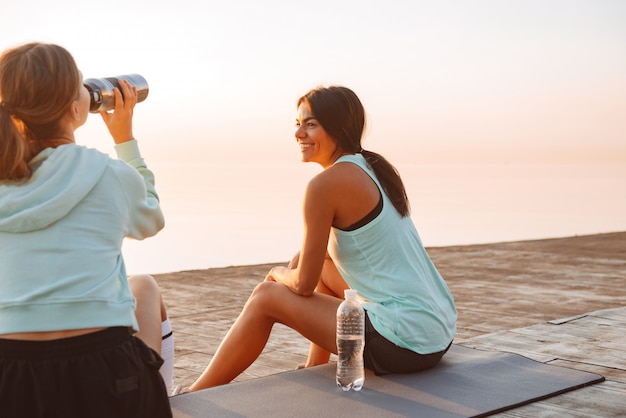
[122,161,626,275]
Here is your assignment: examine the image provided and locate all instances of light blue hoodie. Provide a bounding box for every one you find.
[0,140,164,334]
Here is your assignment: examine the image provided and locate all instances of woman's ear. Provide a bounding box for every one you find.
[69,100,81,121]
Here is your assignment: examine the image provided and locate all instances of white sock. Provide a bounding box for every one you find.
[160,318,175,393]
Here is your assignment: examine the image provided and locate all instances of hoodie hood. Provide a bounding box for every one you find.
[0,144,109,233]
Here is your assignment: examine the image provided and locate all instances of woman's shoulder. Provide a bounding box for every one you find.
[307,160,374,202]
[310,161,357,187]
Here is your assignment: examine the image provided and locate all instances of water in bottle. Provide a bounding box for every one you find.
[336,289,365,391]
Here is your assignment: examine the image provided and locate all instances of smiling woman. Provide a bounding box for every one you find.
[295,105,341,166]
[185,84,457,392]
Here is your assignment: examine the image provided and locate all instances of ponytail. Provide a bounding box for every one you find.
[0,42,81,181]
[0,107,33,180]
[361,149,410,217]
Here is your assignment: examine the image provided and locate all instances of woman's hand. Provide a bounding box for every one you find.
[264,266,315,296]
[264,266,285,283]
[99,79,137,144]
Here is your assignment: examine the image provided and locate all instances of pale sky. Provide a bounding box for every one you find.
[2,0,625,164]
[4,0,624,273]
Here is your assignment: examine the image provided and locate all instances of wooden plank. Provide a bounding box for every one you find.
[491,381,626,418]
[461,308,626,375]
[591,308,626,321]
[549,313,589,325]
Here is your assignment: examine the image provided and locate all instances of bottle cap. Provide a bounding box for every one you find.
[344,289,358,298]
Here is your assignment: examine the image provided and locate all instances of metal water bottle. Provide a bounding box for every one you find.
[84,74,149,113]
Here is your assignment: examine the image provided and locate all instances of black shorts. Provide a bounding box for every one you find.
[363,312,451,375]
[0,327,171,418]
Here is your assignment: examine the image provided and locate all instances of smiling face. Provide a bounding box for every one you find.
[295,102,341,168]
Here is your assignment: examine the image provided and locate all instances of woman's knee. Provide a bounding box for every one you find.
[249,281,282,301]
[245,281,288,313]
[129,274,167,320]
[128,274,161,300]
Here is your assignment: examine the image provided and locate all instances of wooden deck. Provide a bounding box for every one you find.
[462,307,626,417]
[155,232,626,416]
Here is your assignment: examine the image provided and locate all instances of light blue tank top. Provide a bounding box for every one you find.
[328,154,457,353]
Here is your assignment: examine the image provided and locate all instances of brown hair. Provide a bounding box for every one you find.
[298,86,410,217]
[0,43,81,180]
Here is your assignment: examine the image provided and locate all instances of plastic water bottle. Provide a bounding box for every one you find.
[336,289,365,391]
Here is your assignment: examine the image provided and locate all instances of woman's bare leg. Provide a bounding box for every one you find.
[128,274,166,354]
[187,281,342,391]
[129,274,176,393]
[304,258,350,367]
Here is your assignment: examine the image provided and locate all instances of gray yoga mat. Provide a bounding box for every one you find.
[169,344,604,418]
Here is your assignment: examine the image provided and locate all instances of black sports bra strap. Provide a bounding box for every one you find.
[339,192,383,232]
